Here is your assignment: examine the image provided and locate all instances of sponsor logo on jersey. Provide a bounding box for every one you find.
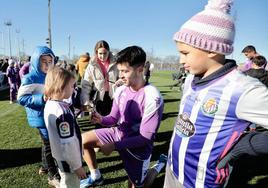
[201,98,218,116]
[59,122,71,137]
[175,112,195,137]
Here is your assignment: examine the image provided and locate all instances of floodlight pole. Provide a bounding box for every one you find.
[4,21,12,57]
[48,0,52,49]
[68,34,71,60]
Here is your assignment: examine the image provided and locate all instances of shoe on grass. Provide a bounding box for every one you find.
[80,175,104,188]
[38,166,48,175]
[151,154,168,173]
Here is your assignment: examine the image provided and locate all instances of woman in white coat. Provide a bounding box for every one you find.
[81,40,121,116]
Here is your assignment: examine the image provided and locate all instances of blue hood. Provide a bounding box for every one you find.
[30,46,55,80]
[17,46,55,133]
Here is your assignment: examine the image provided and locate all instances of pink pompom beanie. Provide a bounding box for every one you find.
[173,0,235,55]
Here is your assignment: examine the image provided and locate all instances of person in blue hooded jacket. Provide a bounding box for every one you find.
[17,46,60,187]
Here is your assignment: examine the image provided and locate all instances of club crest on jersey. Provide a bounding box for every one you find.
[175,112,195,137]
[59,122,70,137]
[201,98,218,116]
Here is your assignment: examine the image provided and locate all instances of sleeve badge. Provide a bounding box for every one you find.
[59,121,71,137]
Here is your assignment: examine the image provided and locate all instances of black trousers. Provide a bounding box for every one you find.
[96,91,113,116]
[39,130,58,177]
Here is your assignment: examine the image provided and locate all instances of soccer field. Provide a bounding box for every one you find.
[0,70,267,188]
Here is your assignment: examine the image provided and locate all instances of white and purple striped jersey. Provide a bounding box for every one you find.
[168,69,268,188]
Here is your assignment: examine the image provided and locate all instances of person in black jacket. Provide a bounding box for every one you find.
[244,55,268,87]
[144,61,151,84]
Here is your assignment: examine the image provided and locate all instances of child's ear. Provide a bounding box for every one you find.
[137,66,144,73]
[207,52,218,58]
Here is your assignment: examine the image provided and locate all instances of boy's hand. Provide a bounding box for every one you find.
[91,111,102,124]
[74,167,87,179]
[101,143,115,156]
[115,79,124,87]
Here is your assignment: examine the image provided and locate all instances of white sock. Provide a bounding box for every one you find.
[89,169,101,180]
[152,162,165,173]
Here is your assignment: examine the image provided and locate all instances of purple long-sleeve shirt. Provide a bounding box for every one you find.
[101,85,164,151]
[19,62,31,80]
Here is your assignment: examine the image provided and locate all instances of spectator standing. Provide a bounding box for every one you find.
[17,46,60,187]
[239,45,260,72]
[75,53,90,83]
[6,59,19,103]
[19,56,31,80]
[144,61,151,84]
[44,67,87,188]
[244,55,268,86]
[81,40,121,116]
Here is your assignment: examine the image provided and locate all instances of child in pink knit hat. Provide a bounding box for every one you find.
[164,0,268,187]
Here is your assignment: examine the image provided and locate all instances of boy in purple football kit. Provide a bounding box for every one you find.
[80,46,164,188]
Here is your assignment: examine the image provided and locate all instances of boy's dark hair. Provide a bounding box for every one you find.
[242,45,256,53]
[115,46,146,68]
[252,55,267,67]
